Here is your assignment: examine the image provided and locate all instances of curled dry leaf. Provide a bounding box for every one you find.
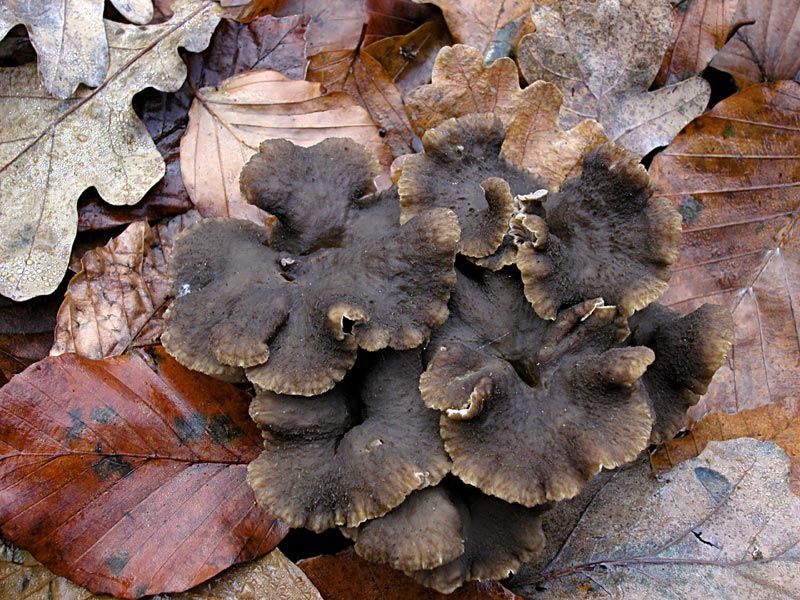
[649,81,799,420]
[0,348,287,599]
[0,0,154,98]
[180,70,393,225]
[0,0,220,302]
[711,0,800,87]
[51,211,200,360]
[299,548,522,600]
[404,44,523,136]
[650,400,800,494]
[656,0,744,86]
[513,439,800,598]
[517,0,711,158]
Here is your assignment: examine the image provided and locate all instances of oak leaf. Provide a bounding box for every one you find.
[0,348,287,598]
[512,439,800,598]
[0,0,154,99]
[51,212,200,360]
[0,0,220,302]
[711,0,800,87]
[649,81,799,420]
[517,0,711,158]
[180,70,393,223]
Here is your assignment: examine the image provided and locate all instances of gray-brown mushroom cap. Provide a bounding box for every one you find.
[162,138,460,395]
[246,350,451,532]
[515,143,681,319]
[345,479,547,594]
[629,302,734,443]
[398,114,543,258]
[420,267,655,507]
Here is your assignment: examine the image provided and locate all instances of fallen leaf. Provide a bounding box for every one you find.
[0,347,287,598]
[0,0,219,302]
[650,401,800,493]
[711,0,800,87]
[416,0,531,61]
[511,438,800,598]
[307,47,416,157]
[500,82,607,189]
[180,69,393,223]
[0,0,154,98]
[404,44,523,135]
[0,541,322,600]
[51,212,200,360]
[299,548,522,600]
[656,0,744,86]
[517,0,711,158]
[365,18,452,97]
[649,81,799,420]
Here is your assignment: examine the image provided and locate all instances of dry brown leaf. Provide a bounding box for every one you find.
[517,0,710,158]
[0,0,154,98]
[307,47,416,158]
[649,81,799,420]
[0,0,219,302]
[511,439,800,598]
[415,0,531,60]
[711,0,800,87]
[650,401,800,494]
[656,0,744,86]
[0,541,321,600]
[180,69,393,223]
[404,44,522,135]
[51,211,199,359]
[365,18,452,97]
[500,82,608,189]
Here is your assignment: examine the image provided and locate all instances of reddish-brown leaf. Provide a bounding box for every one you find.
[307,48,416,158]
[298,549,522,600]
[0,348,287,599]
[650,400,800,494]
[649,81,800,420]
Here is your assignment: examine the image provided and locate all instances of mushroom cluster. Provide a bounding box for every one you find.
[162,114,734,593]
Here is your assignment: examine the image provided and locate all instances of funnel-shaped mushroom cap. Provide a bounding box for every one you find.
[629,303,734,443]
[515,144,681,319]
[247,350,451,532]
[345,479,547,594]
[420,267,654,506]
[398,114,542,258]
[163,138,460,395]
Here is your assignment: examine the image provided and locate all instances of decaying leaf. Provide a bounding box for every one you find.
[0,0,154,99]
[416,0,531,61]
[711,0,800,87]
[0,0,220,302]
[656,0,744,85]
[649,81,799,420]
[500,82,607,189]
[307,47,416,157]
[51,212,200,359]
[517,0,711,158]
[0,348,287,598]
[299,548,522,600]
[0,541,322,600]
[404,44,523,136]
[513,439,800,598]
[180,69,392,224]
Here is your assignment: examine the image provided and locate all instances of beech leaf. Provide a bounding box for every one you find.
[649,81,799,420]
[51,212,200,360]
[0,0,220,302]
[0,348,287,598]
[179,70,393,224]
[517,0,711,157]
[0,0,154,99]
[513,439,800,598]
